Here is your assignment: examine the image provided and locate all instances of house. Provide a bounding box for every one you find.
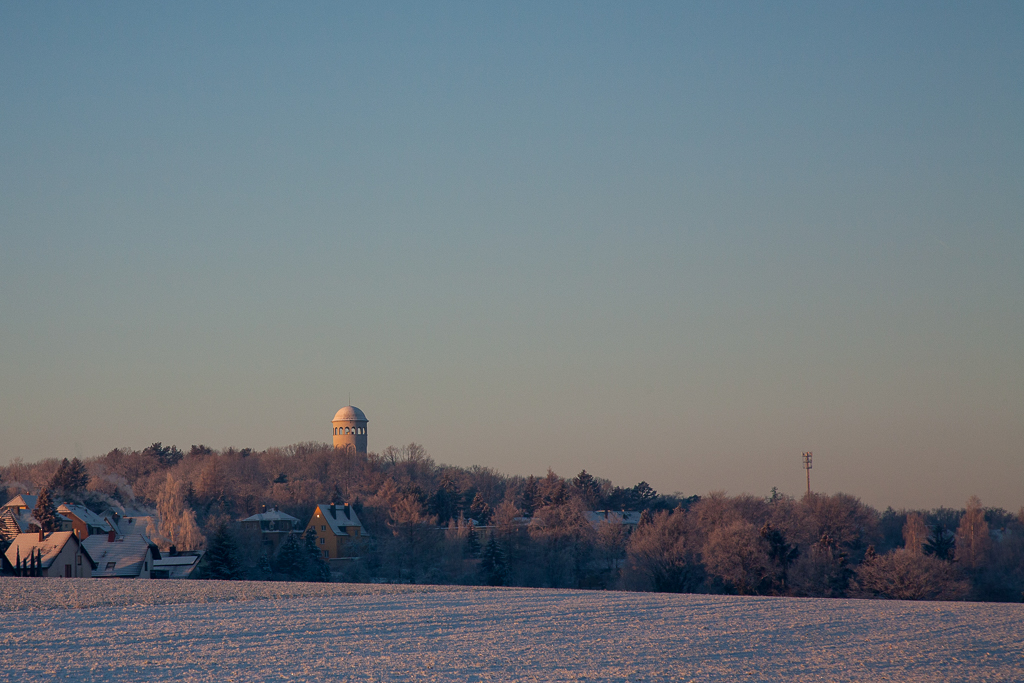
[241,506,302,555]
[0,507,32,542]
[4,531,96,578]
[82,532,160,578]
[304,503,368,560]
[2,494,38,513]
[1,494,73,541]
[585,510,643,530]
[152,550,205,579]
[57,503,114,539]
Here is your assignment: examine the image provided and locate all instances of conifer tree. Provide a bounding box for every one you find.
[638,509,654,528]
[465,526,481,558]
[303,527,330,582]
[32,488,61,533]
[49,457,90,494]
[480,536,509,586]
[469,492,492,524]
[257,552,272,578]
[520,476,539,516]
[572,470,601,508]
[68,457,90,492]
[274,532,307,579]
[923,524,956,563]
[205,523,243,580]
[48,458,73,492]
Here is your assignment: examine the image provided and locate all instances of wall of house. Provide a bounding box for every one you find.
[44,539,91,578]
[68,516,89,540]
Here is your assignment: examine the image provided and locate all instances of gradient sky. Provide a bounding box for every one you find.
[1,2,1022,511]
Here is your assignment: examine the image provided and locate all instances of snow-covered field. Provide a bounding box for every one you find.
[1,579,1021,682]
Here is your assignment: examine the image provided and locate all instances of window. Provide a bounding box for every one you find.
[106,562,116,570]
[319,537,325,545]
[144,562,148,571]
[65,564,73,578]
[321,525,326,531]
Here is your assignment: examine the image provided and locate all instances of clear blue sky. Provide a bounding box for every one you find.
[1,2,1021,510]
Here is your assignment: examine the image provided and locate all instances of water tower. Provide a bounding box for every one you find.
[332,406,368,452]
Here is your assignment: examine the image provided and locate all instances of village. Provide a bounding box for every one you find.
[0,490,643,582]
[0,493,370,580]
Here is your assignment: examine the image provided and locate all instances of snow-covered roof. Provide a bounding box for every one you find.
[153,552,204,579]
[82,534,155,577]
[4,532,81,569]
[3,494,38,511]
[58,504,114,532]
[332,406,367,422]
[242,509,300,523]
[312,504,369,537]
[585,511,643,528]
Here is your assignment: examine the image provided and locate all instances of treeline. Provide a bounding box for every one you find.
[2,443,1023,601]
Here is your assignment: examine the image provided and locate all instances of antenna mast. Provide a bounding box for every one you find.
[802,452,812,497]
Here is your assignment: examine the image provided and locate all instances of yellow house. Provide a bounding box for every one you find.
[304,503,368,559]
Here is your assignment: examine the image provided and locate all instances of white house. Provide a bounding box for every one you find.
[5,531,96,578]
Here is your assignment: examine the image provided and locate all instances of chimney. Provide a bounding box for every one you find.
[38,529,45,542]
[604,510,609,519]
[261,504,267,514]
[343,503,351,519]
[329,503,336,519]
[169,545,177,557]
[108,530,116,542]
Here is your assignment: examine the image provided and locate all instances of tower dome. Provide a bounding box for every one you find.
[332,405,368,452]
[332,406,367,422]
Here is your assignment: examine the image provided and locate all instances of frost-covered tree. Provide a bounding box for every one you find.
[855,548,969,600]
[902,513,928,555]
[702,520,771,595]
[623,509,703,593]
[156,473,206,551]
[955,496,991,571]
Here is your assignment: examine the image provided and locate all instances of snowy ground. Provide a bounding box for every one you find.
[1,579,1021,682]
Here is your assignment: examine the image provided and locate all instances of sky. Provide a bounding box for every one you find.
[1,2,1021,511]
